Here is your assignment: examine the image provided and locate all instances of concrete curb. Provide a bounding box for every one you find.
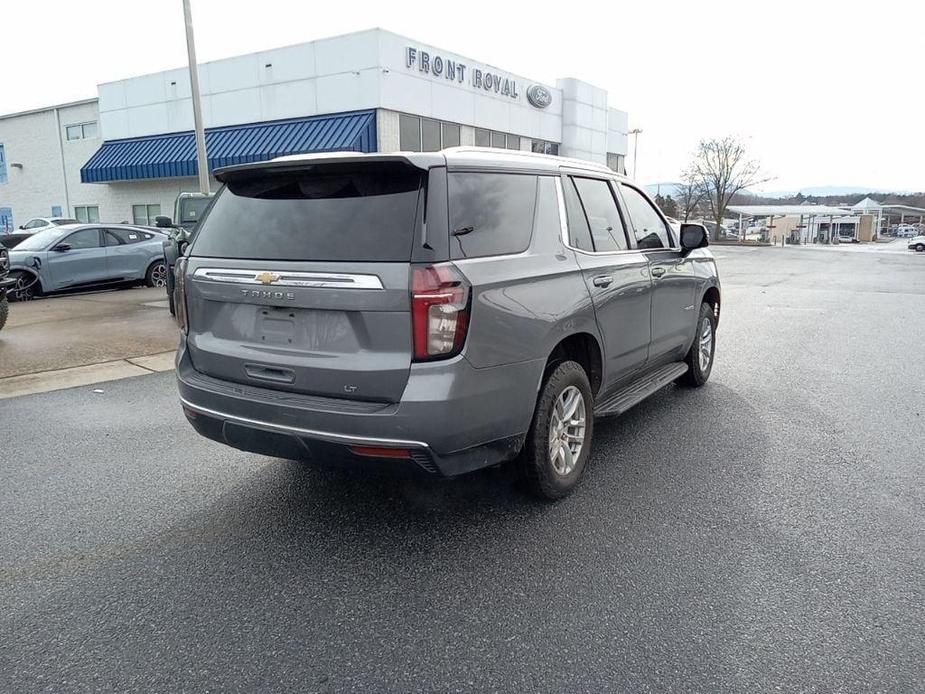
[0,351,176,400]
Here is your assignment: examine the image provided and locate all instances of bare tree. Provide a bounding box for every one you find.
[689,137,768,239]
[675,171,705,222]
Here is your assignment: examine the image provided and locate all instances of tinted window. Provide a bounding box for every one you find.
[399,114,421,151]
[178,197,212,225]
[421,119,440,151]
[474,129,490,147]
[63,228,101,249]
[572,178,628,251]
[490,131,506,149]
[448,173,537,259]
[442,122,460,148]
[191,165,423,262]
[533,177,561,247]
[562,178,594,252]
[108,228,146,244]
[621,185,672,249]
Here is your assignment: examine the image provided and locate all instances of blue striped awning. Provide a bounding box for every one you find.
[81,110,377,183]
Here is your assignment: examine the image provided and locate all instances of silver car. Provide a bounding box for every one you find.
[176,148,721,499]
[6,224,168,301]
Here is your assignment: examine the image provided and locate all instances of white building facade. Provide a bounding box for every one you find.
[0,28,629,231]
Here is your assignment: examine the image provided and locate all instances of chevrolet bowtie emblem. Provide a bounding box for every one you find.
[255,271,281,285]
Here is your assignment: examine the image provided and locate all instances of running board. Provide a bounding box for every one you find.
[594,362,688,418]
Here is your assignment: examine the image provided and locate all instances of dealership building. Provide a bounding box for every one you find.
[0,28,629,231]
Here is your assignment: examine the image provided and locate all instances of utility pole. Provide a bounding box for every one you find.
[627,128,642,179]
[183,0,210,195]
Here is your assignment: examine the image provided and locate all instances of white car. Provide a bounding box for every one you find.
[15,217,78,235]
[908,235,925,252]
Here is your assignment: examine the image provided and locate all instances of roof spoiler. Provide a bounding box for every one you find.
[214,151,446,181]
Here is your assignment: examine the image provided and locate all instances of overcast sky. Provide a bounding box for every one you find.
[5,0,922,192]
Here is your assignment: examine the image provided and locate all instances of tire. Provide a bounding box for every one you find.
[9,271,39,302]
[520,360,594,500]
[145,259,169,288]
[677,302,717,387]
[0,296,7,331]
[915,243,924,252]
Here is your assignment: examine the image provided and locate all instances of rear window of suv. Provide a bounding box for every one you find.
[448,172,538,259]
[191,164,424,261]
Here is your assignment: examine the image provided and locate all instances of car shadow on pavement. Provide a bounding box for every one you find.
[178,381,772,548]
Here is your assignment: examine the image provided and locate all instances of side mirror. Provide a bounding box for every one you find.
[679,223,709,254]
[51,243,71,252]
[19,225,25,230]
[155,215,173,228]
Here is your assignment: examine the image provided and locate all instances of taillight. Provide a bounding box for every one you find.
[174,256,189,334]
[411,263,471,361]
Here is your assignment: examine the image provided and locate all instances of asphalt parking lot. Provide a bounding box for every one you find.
[1,246,924,692]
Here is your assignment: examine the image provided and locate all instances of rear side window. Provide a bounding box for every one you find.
[448,173,537,259]
[562,178,593,251]
[572,177,628,252]
[106,228,146,245]
[191,164,423,261]
[620,184,672,249]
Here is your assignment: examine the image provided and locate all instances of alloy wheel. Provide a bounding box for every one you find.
[699,316,713,371]
[548,385,587,476]
[150,262,168,288]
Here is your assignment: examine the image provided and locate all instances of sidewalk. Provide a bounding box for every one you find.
[0,286,178,397]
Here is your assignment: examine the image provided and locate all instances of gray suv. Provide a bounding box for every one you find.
[175,148,720,498]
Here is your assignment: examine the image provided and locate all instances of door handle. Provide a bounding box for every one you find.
[651,267,666,278]
[592,275,613,288]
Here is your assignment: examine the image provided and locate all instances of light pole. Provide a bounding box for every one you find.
[627,128,642,179]
[182,0,210,195]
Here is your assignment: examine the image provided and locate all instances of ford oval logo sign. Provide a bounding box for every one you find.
[527,84,552,109]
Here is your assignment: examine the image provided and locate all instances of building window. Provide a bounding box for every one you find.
[399,114,422,151]
[531,140,560,156]
[490,131,506,149]
[65,122,99,141]
[399,114,464,152]
[506,135,521,151]
[74,205,100,223]
[607,153,625,174]
[421,118,441,152]
[132,204,161,226]
[442,122,460,148]
[474,129,490,147]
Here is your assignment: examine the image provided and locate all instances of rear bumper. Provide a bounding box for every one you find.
[176,342,543,476]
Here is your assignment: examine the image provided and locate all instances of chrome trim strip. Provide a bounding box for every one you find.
[192,267,384,290]
[179,396,430,450]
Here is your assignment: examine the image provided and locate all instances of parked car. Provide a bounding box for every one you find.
[13,217,78,234]
[159,192,216,315]
[175,148,721,499]
[0,247,12,330]
[893,225,919,238]
[6,224,168,301]
[908,235,925,252]
[0,233,34,250]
